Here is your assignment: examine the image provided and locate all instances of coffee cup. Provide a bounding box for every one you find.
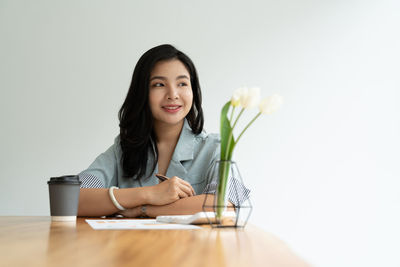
[47,175,81,221]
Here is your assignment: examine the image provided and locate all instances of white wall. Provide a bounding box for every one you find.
[1,1,399,266]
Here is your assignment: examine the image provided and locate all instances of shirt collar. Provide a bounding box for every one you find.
[172,119,195,162]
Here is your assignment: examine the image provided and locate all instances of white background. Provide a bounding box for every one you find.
[1,1,399,266]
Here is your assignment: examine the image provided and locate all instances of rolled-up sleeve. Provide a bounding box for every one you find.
[202,176,251,207]
[78,136,121,188]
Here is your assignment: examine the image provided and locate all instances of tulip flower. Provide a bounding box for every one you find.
[239,87,260,109]
[216,88,282,221]
[230,87,244,107]
[259,94,283,114]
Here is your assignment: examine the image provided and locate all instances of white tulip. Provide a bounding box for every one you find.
[240,87,260,109]
[259,94,283,114]
[231,87,245,107]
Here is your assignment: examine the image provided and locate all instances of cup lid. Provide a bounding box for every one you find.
[48,175,81,185]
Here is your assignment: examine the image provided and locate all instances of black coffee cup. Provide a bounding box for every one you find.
[47,175,81,221]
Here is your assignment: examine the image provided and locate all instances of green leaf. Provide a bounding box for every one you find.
[220,101,234,160]
[217,101,235,220]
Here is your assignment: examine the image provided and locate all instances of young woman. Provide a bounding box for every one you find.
[78,44,249,218]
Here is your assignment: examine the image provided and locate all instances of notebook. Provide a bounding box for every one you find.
[156,211,237,225]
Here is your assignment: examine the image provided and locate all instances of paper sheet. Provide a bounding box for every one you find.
[85,219,201,230]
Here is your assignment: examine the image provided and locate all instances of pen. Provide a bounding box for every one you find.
[155,174,169,182]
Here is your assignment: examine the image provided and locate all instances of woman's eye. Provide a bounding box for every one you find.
[151,82,188,87]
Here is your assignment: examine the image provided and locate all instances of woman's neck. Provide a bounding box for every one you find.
[153,120,184,145]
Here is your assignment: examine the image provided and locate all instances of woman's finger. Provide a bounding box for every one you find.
[177,188,189,199]
[177,178,196,196]
[179,183,194,197]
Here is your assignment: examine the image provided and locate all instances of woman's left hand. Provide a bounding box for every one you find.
[118,206,142,218]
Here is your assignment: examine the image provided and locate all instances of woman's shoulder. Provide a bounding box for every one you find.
[107,135,122,156]
[191,130,220,164]
[182,119,220,145]
[194,130,220,145]
[113,134,121,145]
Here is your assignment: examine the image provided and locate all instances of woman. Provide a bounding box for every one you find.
[78,44,248,218]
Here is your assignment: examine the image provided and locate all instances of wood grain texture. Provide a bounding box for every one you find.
[0,217,310,267]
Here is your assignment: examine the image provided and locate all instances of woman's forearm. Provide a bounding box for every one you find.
[78,187,149,217]
[79,188,234,218]
[145,194,234,217]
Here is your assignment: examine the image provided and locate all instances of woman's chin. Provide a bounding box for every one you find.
[154,116,186,126]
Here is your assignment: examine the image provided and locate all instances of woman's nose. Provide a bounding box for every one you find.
[166,85,179,100]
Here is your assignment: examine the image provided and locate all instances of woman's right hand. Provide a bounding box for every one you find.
[146,176,196,206]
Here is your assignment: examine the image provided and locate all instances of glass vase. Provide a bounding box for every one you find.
[202,160,252,228]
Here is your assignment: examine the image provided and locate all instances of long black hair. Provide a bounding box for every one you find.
[118,44,204,180]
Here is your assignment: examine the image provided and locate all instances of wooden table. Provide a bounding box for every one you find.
[0,216,309,267]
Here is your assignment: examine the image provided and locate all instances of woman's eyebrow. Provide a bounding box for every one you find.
[149,75,189,81]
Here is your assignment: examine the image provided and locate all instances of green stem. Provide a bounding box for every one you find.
[232,108,244,130]
[235,112,261,145]
[229,106,236,122]
[224,108,244,160]
[217,108,244,220]
[216,160,231,220]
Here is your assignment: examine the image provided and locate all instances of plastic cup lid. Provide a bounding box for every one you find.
[47,175,81,185]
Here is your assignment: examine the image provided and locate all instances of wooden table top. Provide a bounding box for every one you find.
[0,216,309,267]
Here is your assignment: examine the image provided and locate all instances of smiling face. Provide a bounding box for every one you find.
[148,59,193,128]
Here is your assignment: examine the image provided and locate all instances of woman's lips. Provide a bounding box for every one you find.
[162,105,182,113]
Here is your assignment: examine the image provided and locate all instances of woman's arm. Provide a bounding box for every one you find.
[119,194,234,218]
[78,187,150,217]
[78,177,196,217]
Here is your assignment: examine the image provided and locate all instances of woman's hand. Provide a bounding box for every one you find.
[118,206,142,218]
[147,176,196,206]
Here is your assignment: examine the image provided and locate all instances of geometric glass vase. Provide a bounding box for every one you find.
[202,160,252,228]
